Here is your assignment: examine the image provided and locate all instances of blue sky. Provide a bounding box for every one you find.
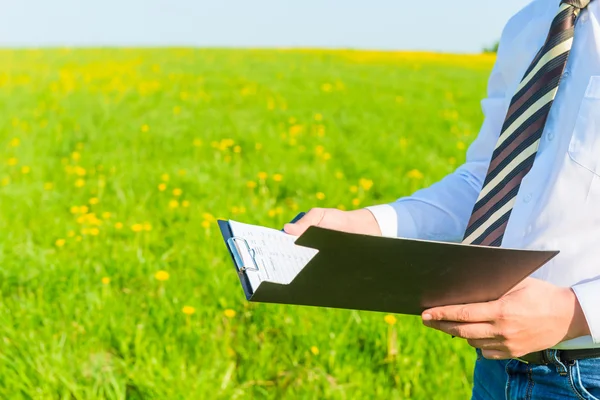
[1,0,531,53]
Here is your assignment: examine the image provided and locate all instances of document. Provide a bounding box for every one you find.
[227,221,318,290]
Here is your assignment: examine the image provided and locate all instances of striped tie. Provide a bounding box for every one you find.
[463,0,591,246]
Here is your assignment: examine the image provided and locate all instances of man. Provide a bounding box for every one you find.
[285,0,600,398]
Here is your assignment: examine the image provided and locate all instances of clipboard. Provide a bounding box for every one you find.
[218,220,559,315]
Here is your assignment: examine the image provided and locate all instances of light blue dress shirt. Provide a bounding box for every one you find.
[368,0,600,350]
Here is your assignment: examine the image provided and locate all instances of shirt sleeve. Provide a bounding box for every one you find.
[572,279,600,343]
[367,20,518,241]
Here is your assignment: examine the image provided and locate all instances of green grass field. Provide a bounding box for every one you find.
[0,48,495,399]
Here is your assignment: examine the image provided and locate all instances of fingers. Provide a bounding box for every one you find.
[423,301,501,323]
[423,320,497,340]
[284,208,326,236]
[480,349,512,360]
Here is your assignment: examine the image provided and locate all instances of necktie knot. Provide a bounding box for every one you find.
[561,0,591,9]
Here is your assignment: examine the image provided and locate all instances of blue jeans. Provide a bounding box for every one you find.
[471,349,600,400]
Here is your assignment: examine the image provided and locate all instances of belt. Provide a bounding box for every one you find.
[516,348,600,365]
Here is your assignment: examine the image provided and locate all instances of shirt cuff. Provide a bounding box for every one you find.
[572,279,600,344]
[365,204,418,239]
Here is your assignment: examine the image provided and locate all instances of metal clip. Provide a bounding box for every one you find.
[226,237,260,273]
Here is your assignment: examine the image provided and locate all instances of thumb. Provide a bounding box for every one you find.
[283,209,325,236]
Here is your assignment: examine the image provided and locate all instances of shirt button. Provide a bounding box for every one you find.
[563,70,571,79]
[524,194,533,203]
[547,130,555,141]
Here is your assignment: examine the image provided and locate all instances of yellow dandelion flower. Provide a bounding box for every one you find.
[310,346,320,355]
[359,178,374,191]
[399,138,408,148]
[75,179,85,188]
[323,152,331,161]
[268,209,277,218]
[101,277,110,285]
[113,222,123,230]
[80,206,89,214]
[203,213,216,222]
[172,188,182,197]
[246,180,257,189]
[55,239,66,247]
[158,183,167,191]
[161,173,169,182]
[289,125,303,136]
[143,222,152,231]
[169,200,179,209]
[457,141,466,150]
[338,204,347,211]
[89,197,99,205]
[350,185,358,193]
[75,236,82,242]
[131,223,144,232]
[141,124,149,133]
[201,220,211,229]
[449,157,457,165]
[316,192,326,200]
[182,200,190,207]
[224,309,236,318]
[335,171,344,179]
[70,206,80,214]
[182,306,195,315]
[352,198,361,207]
[257,172,267,180]
[7,157,18,166]
[74,166,86,176]
[255,143,263,150]
[321,83,333,92]
[178,169,186,176]
[384,314,397,325]
[315,145,324,155]
[233,145,242,153]
[314,113,323,121]
[10,138,20,147]
[44,182,53,190]
[90,228,100,236]
[71,152,80,161]
[407,169,424,180]
[1,177,9,186]
[102,212,111,219]
[193,138,202,147]
[81,228,90,235]
[67,230,76,238]
[273,174,283,182]
[173,106,181,115]
[155,270,170,281]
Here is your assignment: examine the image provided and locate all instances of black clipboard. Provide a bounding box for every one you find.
[218,219,559,315]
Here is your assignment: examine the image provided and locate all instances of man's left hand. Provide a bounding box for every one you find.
[421,278,591,360]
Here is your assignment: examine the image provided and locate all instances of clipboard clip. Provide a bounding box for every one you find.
[226,237,260,273]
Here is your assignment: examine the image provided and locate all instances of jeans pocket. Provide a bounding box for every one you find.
[569,359,600,400]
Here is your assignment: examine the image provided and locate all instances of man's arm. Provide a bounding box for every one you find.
[285,46,511,240]
[366,60,509,241]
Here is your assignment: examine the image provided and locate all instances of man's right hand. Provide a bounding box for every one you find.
[283,208,382,237]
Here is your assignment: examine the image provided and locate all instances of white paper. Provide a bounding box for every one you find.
[228,220,319,290]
